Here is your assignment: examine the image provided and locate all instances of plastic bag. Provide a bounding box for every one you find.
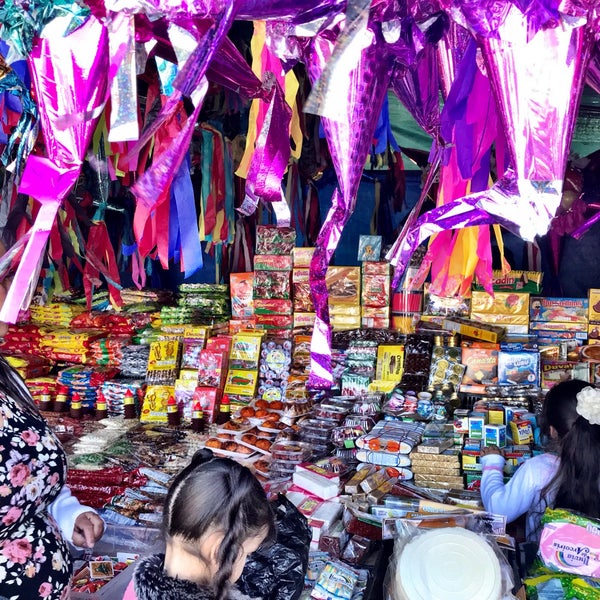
[238,494,312,600]
[384,521,517,600]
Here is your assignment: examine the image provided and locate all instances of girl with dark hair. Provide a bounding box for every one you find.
[480,379,600,542]
[123,449,276,600]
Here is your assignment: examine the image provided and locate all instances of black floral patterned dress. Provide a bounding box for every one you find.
[0,389,72,600]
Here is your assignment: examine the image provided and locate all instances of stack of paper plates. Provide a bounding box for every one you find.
[396,527,503,600]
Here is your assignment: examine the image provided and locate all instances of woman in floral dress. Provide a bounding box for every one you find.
[0,356,104,600]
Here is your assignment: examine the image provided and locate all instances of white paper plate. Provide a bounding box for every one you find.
[396,527,503,600]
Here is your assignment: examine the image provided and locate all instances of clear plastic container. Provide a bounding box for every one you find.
[270,440,312,462]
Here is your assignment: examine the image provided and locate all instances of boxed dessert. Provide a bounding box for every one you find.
[497,351,540,386]
[459,345,499,394]
[326,267,361,305]
[530,297,589,323]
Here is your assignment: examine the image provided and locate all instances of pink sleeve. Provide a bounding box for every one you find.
[122,579,137,600]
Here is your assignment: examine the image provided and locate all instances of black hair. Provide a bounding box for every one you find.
[541,379,600,519]
[163,449,275,600]
[0,354,38,412]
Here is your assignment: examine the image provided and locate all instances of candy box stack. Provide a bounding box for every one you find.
[530,297,588,353]
[253,227,295,338]
[361,262,391,329]
[326,266,361,330]
[292,247,315,323]
[411,450,464,490]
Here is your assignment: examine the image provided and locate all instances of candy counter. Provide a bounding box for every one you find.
[7,256,600,598]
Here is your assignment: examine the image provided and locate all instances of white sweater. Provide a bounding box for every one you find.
[480,452,559,542]
[49,485,96,546]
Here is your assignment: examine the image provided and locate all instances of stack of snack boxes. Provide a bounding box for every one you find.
[361,262,391,329]
[253,226,295,339]
[530,297,590,389]
[326,266,361,330]
[292,247,316,331]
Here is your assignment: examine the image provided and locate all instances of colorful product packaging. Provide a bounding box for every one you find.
[145,340,181,385]
[253,254,293,271]
[530,297,589,323]
[497,350,540,386]
[140,384,175,422]
[326,267,361,306]
[442,317,505,343]
[230,273,254,318]
[539,509,600,578]
[459,345,499,394]
[357,235,382,261]
[255,226,296,255]
[472,270,543,293]
[540,361,591,390]
[252,270,291,300]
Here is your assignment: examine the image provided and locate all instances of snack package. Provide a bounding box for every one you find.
[229,334,263,369]
[460,345,499,393]
[361,273,391,308]
[253,270,291,300]
[197,350,228,389]
[253,255,293,271]
[140,384,174,422]
[292,247,315,268]
[470,291,530,315]
[539,509,600,578]
[497,351,540,386]
[326,267,361,306]
[256,226,296,255]
[311,561,358,600]
[230,273,254,318]
[146,340,181,384]
[473,269,543,293]
[357,235,382,261]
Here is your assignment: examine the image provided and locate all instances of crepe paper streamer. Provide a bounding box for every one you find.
[437,20,472,100]
[391,6,594,280]
[427,39,505,298]
[4,17,109,324]
[83,221,123,310]
[305,16,394,388]
[169,155,203,277]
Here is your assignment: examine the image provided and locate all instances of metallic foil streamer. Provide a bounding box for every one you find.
[392,5,594,278]
[6,17,109,323]
[305,14,394,388]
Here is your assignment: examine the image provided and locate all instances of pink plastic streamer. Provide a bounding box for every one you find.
[305,22,393,388]
[392,5,594,278]
[5,17,109,323]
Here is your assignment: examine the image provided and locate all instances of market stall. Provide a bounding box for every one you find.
[1,1,600,599]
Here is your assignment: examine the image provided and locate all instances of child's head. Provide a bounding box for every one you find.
[541,378,589,440]
[163,449,275,599]
[542,379,600,519]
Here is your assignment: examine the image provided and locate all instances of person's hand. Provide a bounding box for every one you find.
[480,445,504,458]
[72,512,104,548]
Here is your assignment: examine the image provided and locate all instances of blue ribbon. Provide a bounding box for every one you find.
[171,154,203,277]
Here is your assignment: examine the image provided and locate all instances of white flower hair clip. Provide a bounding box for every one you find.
[576,386,600,426]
